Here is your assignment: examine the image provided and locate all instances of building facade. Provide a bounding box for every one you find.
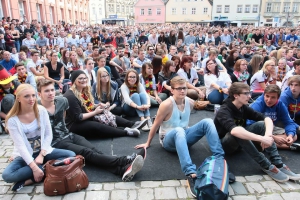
[212,0,261,26]
[165,0,212,23]
[0,0,89,25]
[134,0,166,24]
[89,0,105,24]
[260,0,300,27]
[105,0,135,25]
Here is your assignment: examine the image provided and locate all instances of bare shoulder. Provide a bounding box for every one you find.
[159,98,173,112]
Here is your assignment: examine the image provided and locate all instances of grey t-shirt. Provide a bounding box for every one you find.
[112,56,131,70]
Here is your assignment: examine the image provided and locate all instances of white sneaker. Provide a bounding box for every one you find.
[147,118,153,128]
[142,124,150,131]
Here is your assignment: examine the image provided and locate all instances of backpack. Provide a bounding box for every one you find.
[195,156,229,200]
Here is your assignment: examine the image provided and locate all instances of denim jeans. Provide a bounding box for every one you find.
[2,148,75,183]
[123,93,150,117]
[150,93,168,107]
[15,41,20,52]
[162,118,224,176]
[221,121,282,169]
[208,89,228,104]
[134,67,141,74]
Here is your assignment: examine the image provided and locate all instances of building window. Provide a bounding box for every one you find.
[252,5,258,13]
[108,4,114,12]
[19,1,25,19]
[224,5,230,13]
[216,5,222,13]
[273,3,280,12]
[157,8,161,15]
[293,3,298,12]
[122,6,125,13]
[49,6,54,24]
[182,8,186,15]
[36,4,41,22]
[140,8,144,15]
[130,7,133,13]
[237,5,242,13]
[283,3,290,12]
[116,5,120,12]
[203,7,208,14]
[245,5,250,13]
[266,3,272,12]
[172,8,176,15]
[126,6,129,13]
[99,7,102,15]
[192,8,196,15]
[148,8,152,15]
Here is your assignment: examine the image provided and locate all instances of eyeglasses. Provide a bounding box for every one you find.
[128,76,136,79]
[77,77,87,81]
[207,62,215,65]
[172,87,187,91]
[101,75,109,78]
[240,92,251,96]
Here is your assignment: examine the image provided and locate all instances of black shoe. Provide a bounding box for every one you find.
[122,155,144,182]
[12,180,25,192]
[229,171,236,183]
[290,143,300,151]
[137,147,147,160]
[187,175,197,198]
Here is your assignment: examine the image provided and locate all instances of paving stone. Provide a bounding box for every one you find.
[115,182,136,189]
[245,182,265,194]
[0,186,10,194]
[12,194,32,200]
[63,192,85,200]
[85,191,109,200]
[281,192,300,200]
[15,186,34,194]
[245,175,264,182]
[258,193,283,200]
[35,186,44,193]
[0,150,5,156]
[0,181,13,186]
[231,182,248,195]
[176,187,187,199]
[235,176,246,183]
[278,181,300,191]
[260,181,283,193]
[262,175,272,181]
[138,188,154,200]
[154,187,177,199]
[0,158,8,162]
[228,184,235,196]
[86,183,102,191]
[232,195,257,200]
[180,180,187,187]
[140,181,161,188]
[111,190,127,200]
[0,194,14,200]
[161,180,180,187]
[128,190,137,200]
[103,183,114,190]
[32,194,62,200]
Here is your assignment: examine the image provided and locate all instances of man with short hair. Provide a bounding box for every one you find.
[136,76,226,197]
[248,85,299,151]
[26,51,44,77]
[14,62,36,89]
[239,47,252,62]
[286,49,296,68]
[148,31,158,45]
[67,31,79,48]
[79,31,90,50]
[22,32,36,49]
[251,29,263,45]
[57,30,67,48]
[90,30,101,47]
[115,31,124,47]
[220,29,232,46]
[112,47,131,72]
[35,31,49,50]
[84,43,93,57]
[132,49,151,74]
[184,30,196,46]
[137,30,148,46]
[145,45,156,61]
[130,44,139,58]
[286,29,298,46]
[214,82,299,182]
[168,45,177,60]
[205,32,214,46]
[0,51,17,74]
[90,46,100,60]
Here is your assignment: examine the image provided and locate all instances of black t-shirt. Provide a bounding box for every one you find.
[138,36,148,45]
[45,61,63,80]
[91,36,100,46]
[251,34,262,43]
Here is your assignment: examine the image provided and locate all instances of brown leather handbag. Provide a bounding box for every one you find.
[43,155,89,196]
[194,100,210,110]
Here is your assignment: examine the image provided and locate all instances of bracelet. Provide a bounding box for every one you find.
[218,87,223,93]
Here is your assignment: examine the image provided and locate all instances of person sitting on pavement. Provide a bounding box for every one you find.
[37,79,145,182]
[14,62,36,89]
[135,76,228,198]
[281,59,300,92]
[248,85,299,151]
[26,50,44,79]
[214,82,300,182]
[0,51,17,74]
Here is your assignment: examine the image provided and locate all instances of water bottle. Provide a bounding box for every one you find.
[53,157,76,166]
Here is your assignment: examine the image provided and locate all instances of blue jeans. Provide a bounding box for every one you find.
[162,118,224,176]
[208,89,228,104]
[2,148,75,183]
[134,67,141,74]
[123,93,150,117]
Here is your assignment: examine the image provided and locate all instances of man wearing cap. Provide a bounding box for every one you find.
[0,65,20,120]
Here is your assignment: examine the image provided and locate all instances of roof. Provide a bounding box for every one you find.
[208,0,213,6]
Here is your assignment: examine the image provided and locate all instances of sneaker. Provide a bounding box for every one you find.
[187,175,197,198]
[12,180,25,192]
[229,171,236,183]
[279,164,300,181]
[290,143,300,151]
[124,128,140,137]
[131,119,148,129]
[147,118,153,128]
[262,164,289,183]
[141,124,150,131]
[122,155,144,182]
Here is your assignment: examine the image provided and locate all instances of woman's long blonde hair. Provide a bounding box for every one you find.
[70,74,95,111]
[5,84,40,132]
[277,49,286,61]
[96,68,111,102]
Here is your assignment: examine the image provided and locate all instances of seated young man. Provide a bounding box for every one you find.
[135,76,226,197]
[14,62,36,90]
[248,84,298,150]
[37,79,145,182]
[214,82,300,182]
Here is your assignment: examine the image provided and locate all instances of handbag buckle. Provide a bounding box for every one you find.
[53,189,58,194]
[76,183,81,191]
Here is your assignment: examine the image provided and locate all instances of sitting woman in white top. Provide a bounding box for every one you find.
[2,84,75,192]
[83,57,96,86]
[121,69,152,131]
[204,59,232,104]
[139,63,168,106]
[250,60,276,97]
[177,56,205,100]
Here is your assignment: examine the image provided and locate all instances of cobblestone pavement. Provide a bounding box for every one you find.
[0,135,300,200]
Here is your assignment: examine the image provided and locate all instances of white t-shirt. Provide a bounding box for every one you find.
[281,69,295,92]
[26,59,44,74]
[204,72,232,98]
[177,68,198,84]
[56,36,66,48]
[250,71,273,91]
[201,58,222,69]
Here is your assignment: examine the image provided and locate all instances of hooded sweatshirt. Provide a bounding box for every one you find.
[280,87,300,121]
[214,98,265,139]
[248,94,298,137]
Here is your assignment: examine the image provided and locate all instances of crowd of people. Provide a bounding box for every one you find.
[0,16,300,197]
